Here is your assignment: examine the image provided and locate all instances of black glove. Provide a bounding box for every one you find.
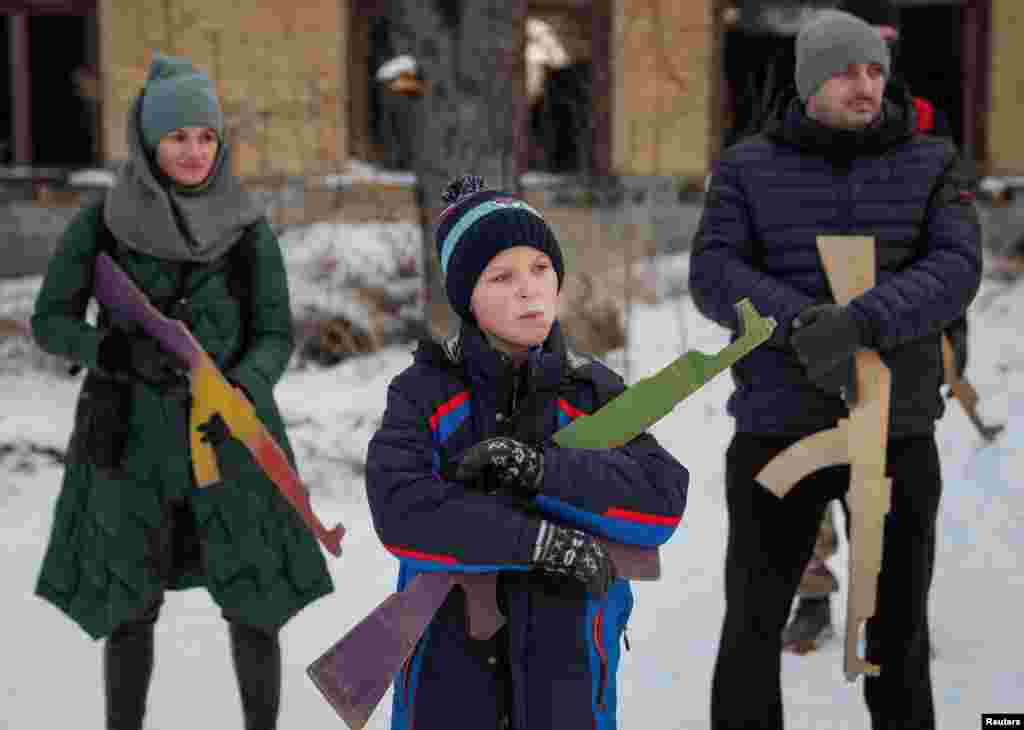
[99,330,184,387]
[532,522,615,597]
[810,358,858,405]
[453,437,544,498]
[74,374,130,473]
[791,304,866,397]
[197,412,246,484]
[197,412,231,448]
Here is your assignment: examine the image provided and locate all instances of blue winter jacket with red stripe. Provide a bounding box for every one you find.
[365,322,689,730]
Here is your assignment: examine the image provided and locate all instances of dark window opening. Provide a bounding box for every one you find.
[2,7,98,169]
[896,4,964,146]
[530,59,593,173]
[720,2,973,152]
[526,11,594,174]
[722,25,797,150]
[367,15,414,170]
[28,13,97,166]
[347,3,415,171]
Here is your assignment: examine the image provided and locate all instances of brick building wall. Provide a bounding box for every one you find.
[91,0,718,185]
[988,0,1024,176]
[612,0,712,178]
[98,0,346,178]
[28,0,1024,185]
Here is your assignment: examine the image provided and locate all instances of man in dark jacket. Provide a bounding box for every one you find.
[689,10,981,730]
[779,0,966,653]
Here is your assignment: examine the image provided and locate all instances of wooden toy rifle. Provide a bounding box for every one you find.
[756,236,890,681]
[93,252,345,557]
[941,333,1004,442]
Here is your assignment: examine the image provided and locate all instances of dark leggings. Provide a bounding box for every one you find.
[104,602,281,730]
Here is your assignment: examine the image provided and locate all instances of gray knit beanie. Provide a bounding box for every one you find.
[139,52,224,150]
[795,10,890,103]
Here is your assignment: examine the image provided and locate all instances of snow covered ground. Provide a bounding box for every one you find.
[2,242,1022,728]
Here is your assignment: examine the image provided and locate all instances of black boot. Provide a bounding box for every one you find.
[782,595,835,654]
[104,603,161,730]
[228,621,281,730]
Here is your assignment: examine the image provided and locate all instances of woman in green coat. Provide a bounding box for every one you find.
[31,53,333,730]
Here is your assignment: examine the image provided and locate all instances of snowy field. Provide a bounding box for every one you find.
[1,234,1022,729]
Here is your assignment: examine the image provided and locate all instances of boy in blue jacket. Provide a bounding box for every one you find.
[366,175,689,730]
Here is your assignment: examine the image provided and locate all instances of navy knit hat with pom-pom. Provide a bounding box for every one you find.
[435,175,564,322]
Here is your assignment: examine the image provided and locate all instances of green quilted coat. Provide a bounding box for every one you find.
[32,204,333,639]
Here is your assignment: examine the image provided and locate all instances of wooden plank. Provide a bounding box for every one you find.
[942,332,1005,441]
[815,235,875,305]
[9,13,30,164]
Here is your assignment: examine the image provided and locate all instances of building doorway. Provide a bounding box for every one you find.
[2,2,98,168]
[28,13,97,166]
[898,4,964,144]
[716,1,989,167]
[525,8,593,174]
[896,0,990,169]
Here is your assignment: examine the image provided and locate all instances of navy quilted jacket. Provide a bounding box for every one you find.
[366,323,688,730]
[690,96,982,437]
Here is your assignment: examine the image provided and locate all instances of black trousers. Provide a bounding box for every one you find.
[104,602,281,730]
[710,433,941,730]
[104,503,281,730]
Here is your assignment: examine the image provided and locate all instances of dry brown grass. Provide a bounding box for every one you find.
[0,318,30,339]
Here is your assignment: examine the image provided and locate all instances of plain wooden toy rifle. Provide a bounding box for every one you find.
[756,236,892,681]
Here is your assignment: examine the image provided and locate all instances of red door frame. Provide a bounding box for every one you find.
[1,1,95,11]
[589,0,612,177]
[9,14,30,164]
[961,0,991,173]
